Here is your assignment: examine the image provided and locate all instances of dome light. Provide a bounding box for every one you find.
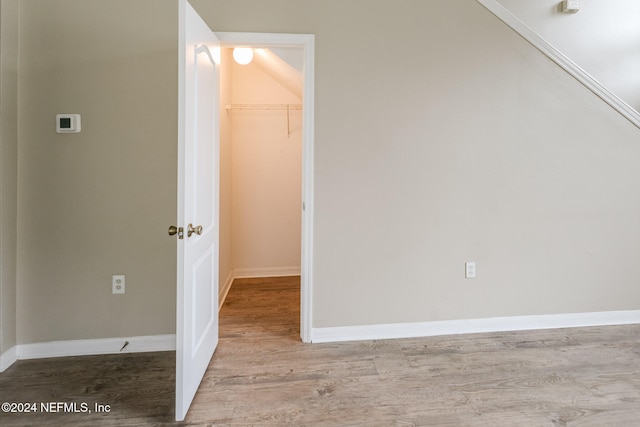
[233,48,253,65]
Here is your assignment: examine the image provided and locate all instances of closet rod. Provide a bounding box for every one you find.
[225,103,302,111]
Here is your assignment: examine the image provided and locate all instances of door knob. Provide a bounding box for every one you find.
[168,225,184,239]
[187,224,203,237]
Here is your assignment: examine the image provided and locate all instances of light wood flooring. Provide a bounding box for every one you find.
[1,276,640,426]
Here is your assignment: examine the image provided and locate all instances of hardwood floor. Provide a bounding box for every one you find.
[0,350,175,426]
[2,276,640,426]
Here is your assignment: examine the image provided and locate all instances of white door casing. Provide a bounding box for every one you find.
[176,0,220,421]
[216,32,315,344]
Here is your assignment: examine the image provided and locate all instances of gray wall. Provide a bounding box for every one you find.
[8,0,640,346]
[192,0,640,328]
[1,0,19,354]
[17,0,178,343]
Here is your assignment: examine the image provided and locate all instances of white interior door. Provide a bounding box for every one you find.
[176,0,220,421]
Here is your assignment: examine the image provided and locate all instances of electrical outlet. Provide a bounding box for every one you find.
[465,262,476,279]
[112,275,125,294]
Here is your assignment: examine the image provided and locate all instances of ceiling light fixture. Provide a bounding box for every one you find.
[233,48,254,65]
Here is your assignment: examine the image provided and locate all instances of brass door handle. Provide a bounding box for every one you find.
[187,224,203,237]
[168,225,184,239]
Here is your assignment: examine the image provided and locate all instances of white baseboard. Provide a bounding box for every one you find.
[4,265,297,366]
[16,334,176,361]
[219,270,234,309]
[310,310,640,343]
[218,267,300,309]
[0,345,18,372]
[233,266,300,279]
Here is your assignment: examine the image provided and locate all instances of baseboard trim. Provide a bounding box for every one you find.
[5,266,299,365]
[219,270,234,309]
[218,267,301,309]
[0,346,18,372]
[233,266,301,279]
[16,334,176,361]
[310,310,640,343]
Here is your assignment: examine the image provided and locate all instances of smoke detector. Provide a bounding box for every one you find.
[562,0,580,13]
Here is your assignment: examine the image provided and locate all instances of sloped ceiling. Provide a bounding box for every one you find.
[252,48,303,99]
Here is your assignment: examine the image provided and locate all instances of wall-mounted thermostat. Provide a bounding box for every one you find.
[56,114,81,133]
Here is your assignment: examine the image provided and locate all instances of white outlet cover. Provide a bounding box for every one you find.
[465,262,476,279]
[112,275,125,294]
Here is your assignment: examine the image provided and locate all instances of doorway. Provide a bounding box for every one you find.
[176,7,314,419]
[216,33,314,343]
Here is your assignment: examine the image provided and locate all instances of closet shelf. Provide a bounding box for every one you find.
[225,103,302,111]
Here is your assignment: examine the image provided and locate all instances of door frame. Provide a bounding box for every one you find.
[216,32,314,343]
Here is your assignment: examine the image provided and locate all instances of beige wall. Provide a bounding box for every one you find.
[230,56,302,273]
[1,0,19,354]
[17,0,178,343]
[191,0,640,328]
[498,0,640,112]
[219,48,233,289]
[9,0,640,345]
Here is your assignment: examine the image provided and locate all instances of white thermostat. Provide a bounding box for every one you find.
[56,114,81,133]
